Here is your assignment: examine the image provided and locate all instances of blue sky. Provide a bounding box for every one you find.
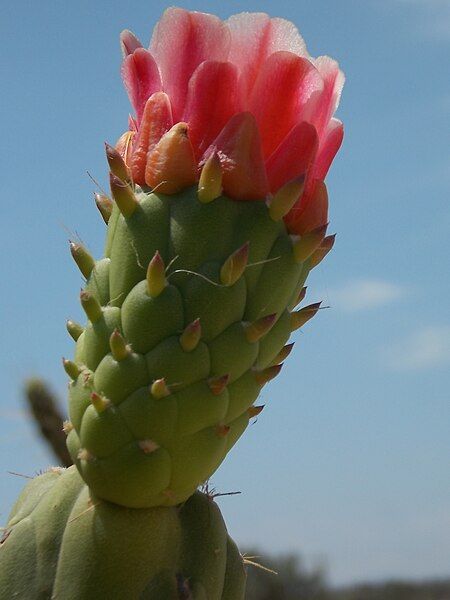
[1,0,449,586]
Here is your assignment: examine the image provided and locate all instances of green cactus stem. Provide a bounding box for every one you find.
[0,466,246,600]
[64,169,325,508]
[66,178,323,509]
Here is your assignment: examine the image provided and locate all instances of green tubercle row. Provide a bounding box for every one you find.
[65,180,329,508]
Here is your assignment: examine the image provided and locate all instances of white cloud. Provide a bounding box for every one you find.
[385,325,450,370]
[327,279,405,311]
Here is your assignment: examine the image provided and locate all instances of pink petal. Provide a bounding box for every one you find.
[130,92,173,185]
[120,29,143,57]
[303,56,345,138]
[267,17,308,55]
[312,118,344,180]
[266,121,319,192]
[227,13,308,99]
[207,112,268,201]
[285,180,329,235]
[316,56,345,114]
[184,61,239,159]
[249,52,322,158]
[128,115,138,132]
[121,48,162,123]
[150,8,230,122]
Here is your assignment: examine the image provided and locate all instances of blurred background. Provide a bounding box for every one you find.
[1,1,449,597]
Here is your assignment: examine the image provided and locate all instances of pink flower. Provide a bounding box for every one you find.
[118,8,344,234]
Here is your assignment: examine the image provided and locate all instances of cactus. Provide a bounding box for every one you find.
[1,7,344,599]
[25,379,73,467]
[0,466,245,599]
[66,181,329,508]
[65,7,344,509]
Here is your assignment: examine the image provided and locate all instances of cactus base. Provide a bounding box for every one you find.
[0,466,246,600]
